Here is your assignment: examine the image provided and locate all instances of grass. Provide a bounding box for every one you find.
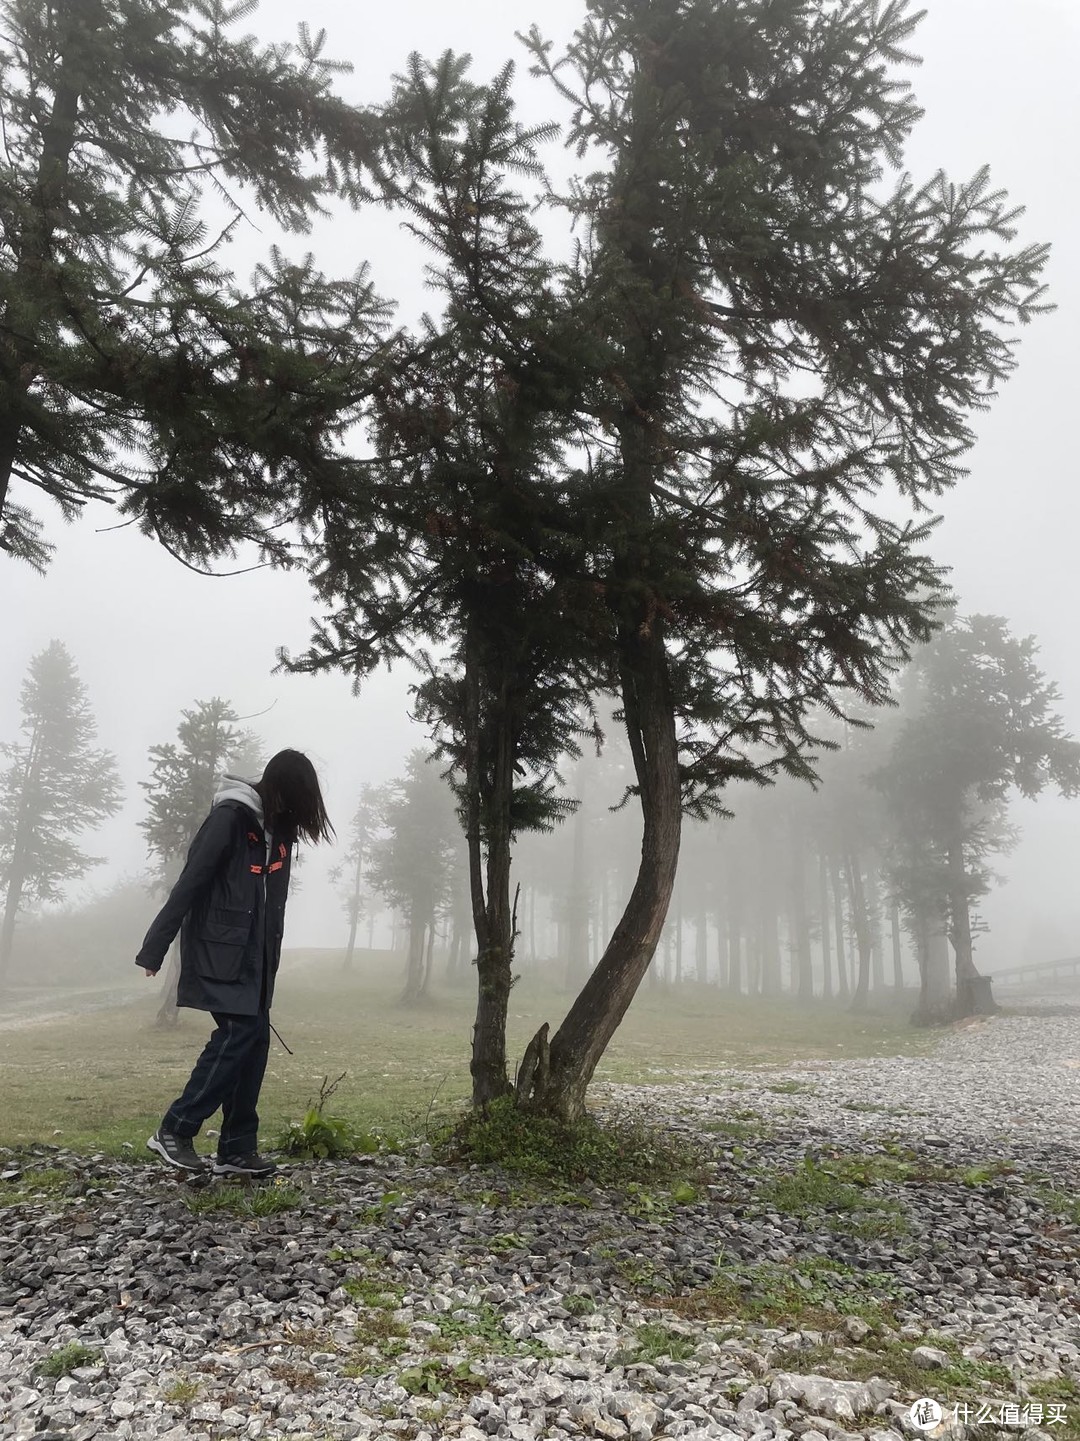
[0,949,931,1151]
[1035,1187,1080,1227]
[181,1181,304,1217]
[769,1331,1013,1397]
[38,1341,101,1377]
[431,1302,552,1359]
[160,1377,201,1406]
[668,1254,906,1328]
[754,1157,910,1241]
[616,1321,700,1364]
[439,1093,708,1189]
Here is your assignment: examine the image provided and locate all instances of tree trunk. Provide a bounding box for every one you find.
[890,901,904,990]
[725,859,742,994]
[912,910,953,1024]
[420,916,437,998]
[760,891,781,997]
[946,838,980,990]
[790,827,813,1001]
[0,865,26,989]
[519,622,682,1121]
[819,851,832,1001]
[867,865,885,993]
[564,787,590,990]
[674,897,684,986]
[343,842,363,972]
[401,911,426,1005]
[0,722,44,990]
[466,629,515,1106]
[831,856,849,999]
[695,902,708,984]
[846,853,872,1013]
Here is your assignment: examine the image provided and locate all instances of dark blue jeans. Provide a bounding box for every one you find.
[163,1011,271,1157]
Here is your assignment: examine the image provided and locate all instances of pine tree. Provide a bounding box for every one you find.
[511,0,1051,1118]
[286,54,587,1096]
[875,614,1080,1017]
[0,0,390,570]
[0,640,122,985]
[366,751,458,1005]
[289,1,1050,1120]
[140,696,262,1023]
[328,783,384,971]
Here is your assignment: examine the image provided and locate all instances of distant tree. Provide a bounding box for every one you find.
[328,782,384,971]
[0,0,389,571]
[139,697,262,1024]
[0,641,122,986]
[366,752,458,1005]
[876,615,1080,1017]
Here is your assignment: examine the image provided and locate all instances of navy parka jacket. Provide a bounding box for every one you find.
[136,800,293,1016]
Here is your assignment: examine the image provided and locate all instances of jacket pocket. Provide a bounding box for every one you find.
[198,907,252,981]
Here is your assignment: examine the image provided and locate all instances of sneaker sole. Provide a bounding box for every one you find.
[147,1134,208,1173]
[212,1161,277,1178]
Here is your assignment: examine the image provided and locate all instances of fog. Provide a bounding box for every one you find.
[3,0,1080,990]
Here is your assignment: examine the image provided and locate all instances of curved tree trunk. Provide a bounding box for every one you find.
[519,627,682,1122]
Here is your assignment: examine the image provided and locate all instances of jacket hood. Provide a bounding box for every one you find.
[213,774,264,826]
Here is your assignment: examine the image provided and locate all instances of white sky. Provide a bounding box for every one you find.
[2,0,1079,964]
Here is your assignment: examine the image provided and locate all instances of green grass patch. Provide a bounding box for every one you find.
[703,1115,769,1141]
[181,1182,303,1217]
[351,1309,410,1354]
[755,1157,909,1239]
[438,1094,706,1189]
[0,951,932,1152]
[160,1377,201,1406]
[671,1254,904,1328]
[562,1293,597,1316]
[38,1341,101,1377]
[1024,1379,1080,1441]
[397,1358,486,1399]
[431,1302,552,1360]
[617,1322,699,1364]
[1034,1188,1080,1227]
[772,1332,1013,1399]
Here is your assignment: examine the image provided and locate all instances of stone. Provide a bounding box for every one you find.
[769,1373,883,1422]
[843,1317,872,1344]
[910,1346,951,1370]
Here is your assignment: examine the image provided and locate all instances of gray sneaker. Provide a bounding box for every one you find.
[213,1151,277,1179]
[147,1128,207,1172]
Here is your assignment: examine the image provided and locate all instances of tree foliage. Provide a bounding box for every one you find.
[140,696,263,875]
[366,750,458,1003]
[0,640,122,980]
[286,0,1050,1115]
[0,0,390,570]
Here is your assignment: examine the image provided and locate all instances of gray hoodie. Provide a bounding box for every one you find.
[213,775,268,863]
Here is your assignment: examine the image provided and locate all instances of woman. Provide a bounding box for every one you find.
[136,749,333,1177]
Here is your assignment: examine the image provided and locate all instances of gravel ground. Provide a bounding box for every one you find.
[1,1012,1078,1441]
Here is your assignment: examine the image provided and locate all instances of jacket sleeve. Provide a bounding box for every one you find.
[135,807,237,972]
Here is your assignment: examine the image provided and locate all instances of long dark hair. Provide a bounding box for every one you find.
[256,750,334,845]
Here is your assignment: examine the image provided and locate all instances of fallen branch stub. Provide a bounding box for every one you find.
[515,1022,550,1105]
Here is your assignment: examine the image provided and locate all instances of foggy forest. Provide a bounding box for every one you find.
[1,1,1079,1439]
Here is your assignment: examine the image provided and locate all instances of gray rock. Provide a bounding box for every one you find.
[910,1345,951,1370]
